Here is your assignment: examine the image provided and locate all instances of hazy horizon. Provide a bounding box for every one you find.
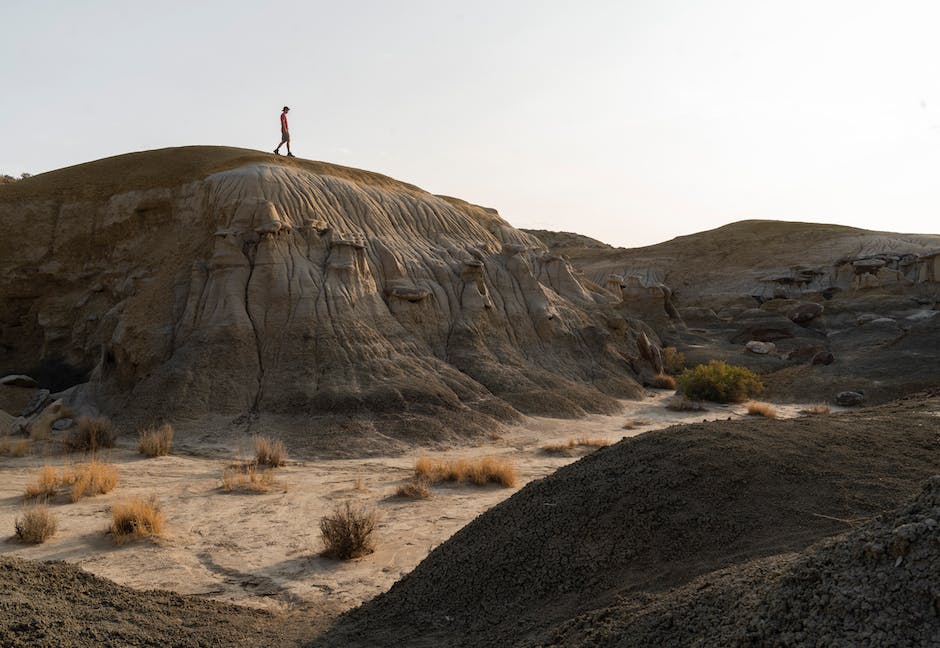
[2,1,938,247]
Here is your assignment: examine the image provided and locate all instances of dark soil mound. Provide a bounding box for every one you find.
[541,476,940,647]
[0,557,322,647]
[317,397,940,647]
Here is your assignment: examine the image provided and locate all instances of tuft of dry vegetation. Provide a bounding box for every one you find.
[622,419,650,430]
[64,415,116,452]
[541,437,613,456]
[0,436,30,457]
[395,478,431,499]
[745,401,778,419]
[221,461,277,493]
[110,496,165,544]
[651,372,677,389]
[677,360,764,403]
[663,346,686,375]
[320,502,378,560]
[138,423,173,457]
[665,396,707,412]
[14,505,57,544]
[801,403,831,415]
[65,461,119,502]
[254,435,286,467]
[414,455,518,488]
[24,465,61,500]
[24,462,118,502]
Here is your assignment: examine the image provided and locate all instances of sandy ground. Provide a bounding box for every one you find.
[0,392,814,617]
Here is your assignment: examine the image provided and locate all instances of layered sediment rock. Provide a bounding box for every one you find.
[0,147,657,445]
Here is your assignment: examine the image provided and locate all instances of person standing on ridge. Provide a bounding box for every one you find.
[274,106,294,157]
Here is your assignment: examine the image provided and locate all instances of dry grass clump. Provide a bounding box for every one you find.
[64,415,116,452]
[254,435,286,467]
[676,360,764,403]
[110,495,165,544]
[14,505,57,544]
[320,502,378,560]
[622,419,650,430]
[651,372,677,389]
[663,346,686,374]
[665,396,707,412]
[221,461,277,493]
[24,465,61,499]
[801,403,831,415]
[25,462,119,502]
[745,401,778,419]
[0,436,31,457]
[65,461,119,502]
[138,423,173,457]
[414,455,518,487]
[541,437,613,455]
[394,478,431,499]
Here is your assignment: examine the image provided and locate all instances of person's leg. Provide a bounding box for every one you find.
[285,134,292,156]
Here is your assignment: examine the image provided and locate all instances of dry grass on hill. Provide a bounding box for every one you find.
[0,436,30,457]
[801,403,831,415]
[394,478,431,500]
[745,401,778,419]
[414,455,518,488]
[254,435,287,467]
[14,505,57,544]
[138,423,173,457]
[24,462,118,502]
[221,461,277,493]
[64,416,116,452]
[110,496,164,544]
[320,502,378,560]
[541,437,613,456]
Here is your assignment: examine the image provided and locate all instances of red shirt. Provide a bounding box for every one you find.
[281,112,289,131]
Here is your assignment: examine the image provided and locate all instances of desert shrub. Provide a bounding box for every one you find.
[395,478,431,499]
[254,435,286,467]
[801,403,831,415]
[64,416,116,452]
[320,502,378,559]
[651,372,677,389]
[677,360,763,403]
[65,461,119,502]
[0,436,30,457]
[221,461,276,493]
[15,506,57,543]
[24,465,60,499]
[138,423,173,457]
[415,455,518,487]
[110,496,164,544]
[542,437,612,455]
[663,346,686,374]
[745,401,778,419]
[665,396,707,412]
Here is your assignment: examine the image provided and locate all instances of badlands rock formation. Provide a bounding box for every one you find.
[529,221,940,403]
[0,147,659,449]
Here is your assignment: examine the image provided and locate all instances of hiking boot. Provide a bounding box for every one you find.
[287,153,295,157]
[273,149,280,155]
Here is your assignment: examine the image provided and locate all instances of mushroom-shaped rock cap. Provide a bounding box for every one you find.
[502,243,527,256]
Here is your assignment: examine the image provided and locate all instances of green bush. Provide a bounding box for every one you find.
[676,360,763,403]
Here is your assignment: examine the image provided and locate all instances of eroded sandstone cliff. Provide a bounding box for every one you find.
[0,147,658,448]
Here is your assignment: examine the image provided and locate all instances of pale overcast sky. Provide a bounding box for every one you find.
[2,1,938,247]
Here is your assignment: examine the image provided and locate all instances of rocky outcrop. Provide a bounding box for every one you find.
[0,147,658,447]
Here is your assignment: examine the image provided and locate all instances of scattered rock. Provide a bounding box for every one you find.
[746,341,776,355]
[20,389,51,418]
[811,351,835,366]
[835,391,865,406]
[52,417,75,431]
[787,302,823,324]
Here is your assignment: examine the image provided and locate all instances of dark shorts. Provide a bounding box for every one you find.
[280,131,290,143]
